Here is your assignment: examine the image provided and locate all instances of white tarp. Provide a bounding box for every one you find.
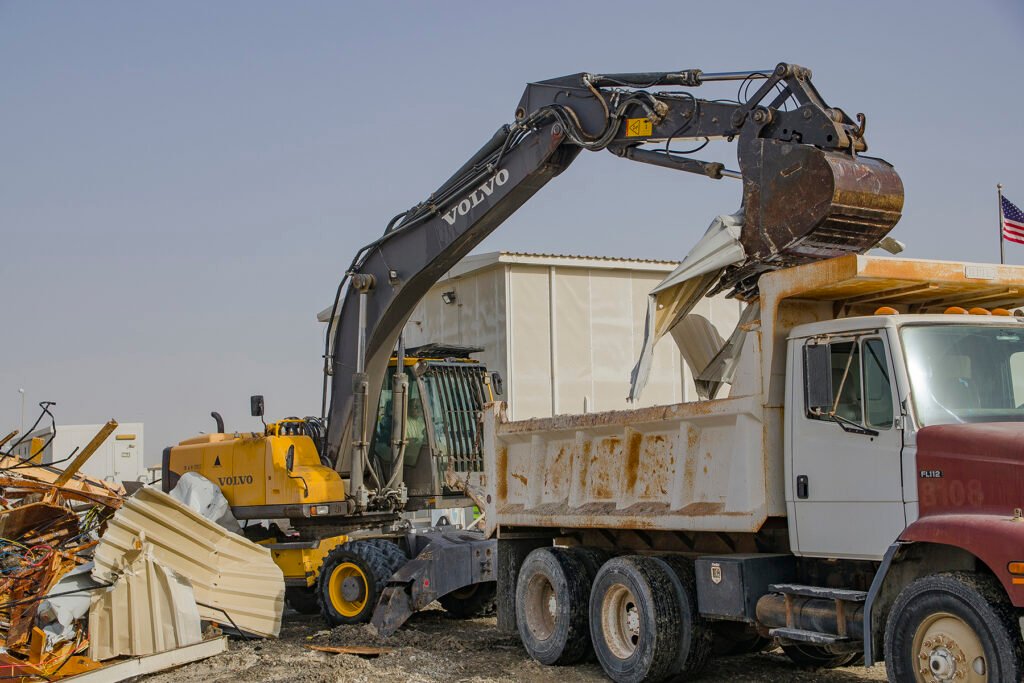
[629,212,746,401]
[169,471,242,534]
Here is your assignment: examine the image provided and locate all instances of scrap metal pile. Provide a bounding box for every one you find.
[0,406,284,682]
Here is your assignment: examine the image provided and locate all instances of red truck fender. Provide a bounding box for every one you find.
[899,513,1024,607]
[862,515,1024,665]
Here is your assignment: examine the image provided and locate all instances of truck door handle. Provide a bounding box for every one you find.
[796,475,809,499]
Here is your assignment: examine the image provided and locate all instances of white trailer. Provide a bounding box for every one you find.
[9,422,146,484]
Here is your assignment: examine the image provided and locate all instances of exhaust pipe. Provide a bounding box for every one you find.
[211,411,225,433]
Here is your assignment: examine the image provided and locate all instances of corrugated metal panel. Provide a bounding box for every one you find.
[89,544,203,660]
[92,487,284,638]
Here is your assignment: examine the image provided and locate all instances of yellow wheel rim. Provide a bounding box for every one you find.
[327,561,369,618]
[911,611,988,682]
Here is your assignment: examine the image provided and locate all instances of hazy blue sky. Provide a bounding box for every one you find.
[2,1,1022,463]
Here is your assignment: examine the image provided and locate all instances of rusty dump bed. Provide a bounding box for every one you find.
[479,254,1024,537]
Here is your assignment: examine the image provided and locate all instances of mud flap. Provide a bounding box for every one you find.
[370,527,496,636]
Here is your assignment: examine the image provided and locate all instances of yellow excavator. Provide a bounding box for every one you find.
[164,62,903,635]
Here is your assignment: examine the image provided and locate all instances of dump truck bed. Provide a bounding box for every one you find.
[479,255,1024,537]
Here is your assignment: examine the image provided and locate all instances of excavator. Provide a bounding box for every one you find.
[164,62,904,634]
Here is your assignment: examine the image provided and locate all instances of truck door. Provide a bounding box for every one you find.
[790,335,905,560]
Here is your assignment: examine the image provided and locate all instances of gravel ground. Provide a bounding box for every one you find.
[146,609,888,683]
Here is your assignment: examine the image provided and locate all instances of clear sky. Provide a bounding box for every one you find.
[2,0,1022,463]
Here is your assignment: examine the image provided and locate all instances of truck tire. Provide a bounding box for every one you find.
[439,581,497,618]
[285,586,321,615]
[654,555,713,676]
[567,546,611,581]
[316,541,395,626]
[516,547,592,665]
[589,556,683,683]
[884,571,1024,683]
[780,643,859,668]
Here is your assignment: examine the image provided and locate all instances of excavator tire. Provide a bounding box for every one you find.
[365,538,408,574]
[317,541,395,626]
[285,586,321,615]
[439,581,497,618]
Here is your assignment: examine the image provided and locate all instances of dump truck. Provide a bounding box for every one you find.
[478,254,1024,682]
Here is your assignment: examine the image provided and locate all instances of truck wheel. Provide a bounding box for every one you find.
[316,541,394,626]
[567,546,611,580]
[516,547,592,665]
[589,556,683,683]
[780,643,859,668]
[439,581,497,618]
[284,586,321,615]
[654,555,713,676]
[884,572,1024,683]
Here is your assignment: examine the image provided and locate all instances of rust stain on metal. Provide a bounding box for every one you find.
[678,501,726,516]
[578,440,591,494]
[496,447,508,501]
[624,431,642,493]
[511,472,528,487]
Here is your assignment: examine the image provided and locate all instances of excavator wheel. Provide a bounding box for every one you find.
[439,581,497,618]
[316,541,396,626]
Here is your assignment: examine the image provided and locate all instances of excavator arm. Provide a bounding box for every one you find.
[323,62,904,512]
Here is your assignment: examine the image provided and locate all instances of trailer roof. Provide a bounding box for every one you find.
[760,255,1024,313]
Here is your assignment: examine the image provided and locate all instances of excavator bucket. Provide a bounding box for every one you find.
[739,139,905,269]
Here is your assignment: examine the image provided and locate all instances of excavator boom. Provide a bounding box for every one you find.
[323,62,905,510]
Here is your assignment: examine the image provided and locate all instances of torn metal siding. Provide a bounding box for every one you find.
[92,488,284,638]
[89,544,203,660]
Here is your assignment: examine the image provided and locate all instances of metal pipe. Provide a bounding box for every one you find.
[349,274,376,509]
[387,335,409,492]
[698,70,774,82]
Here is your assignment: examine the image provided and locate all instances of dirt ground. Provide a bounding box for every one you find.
[147,607,888,683]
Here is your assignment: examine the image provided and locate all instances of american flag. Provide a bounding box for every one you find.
[1003,195,1024,245]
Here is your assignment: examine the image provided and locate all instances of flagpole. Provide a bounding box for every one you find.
[998,183,1005,265]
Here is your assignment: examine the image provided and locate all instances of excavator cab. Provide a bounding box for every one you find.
[369,344,493,507]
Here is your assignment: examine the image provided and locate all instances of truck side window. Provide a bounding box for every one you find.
[862,338,893,429]
[806,341,862,423]
[806,338,894,430]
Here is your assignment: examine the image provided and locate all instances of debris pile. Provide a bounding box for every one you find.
[0,410,284,682]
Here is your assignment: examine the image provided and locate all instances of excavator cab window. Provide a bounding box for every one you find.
[371,368,428,469]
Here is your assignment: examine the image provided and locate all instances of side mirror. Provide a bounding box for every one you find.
[250,395,265,418]
[490,371,504,397]
[285,445,295,472]
[803,344,833,413]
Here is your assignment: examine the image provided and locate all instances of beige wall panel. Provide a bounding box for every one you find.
[586,271,637,413]
[508,266,552,419]
[551,269,593,415]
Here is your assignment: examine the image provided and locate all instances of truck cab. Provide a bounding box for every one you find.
[787,312,1024,562]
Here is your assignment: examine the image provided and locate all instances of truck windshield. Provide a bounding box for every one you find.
[902,324,1024,426]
